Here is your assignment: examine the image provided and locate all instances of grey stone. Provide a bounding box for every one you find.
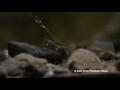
[0,53,49,78]
[14,53,48,64]
[8,41,63,64]
[87,40,115,52]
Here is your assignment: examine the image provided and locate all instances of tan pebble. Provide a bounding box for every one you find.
[66,48,101,67]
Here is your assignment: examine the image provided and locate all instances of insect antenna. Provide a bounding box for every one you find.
[30,14,58,45]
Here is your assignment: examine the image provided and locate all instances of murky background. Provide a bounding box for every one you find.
[0,12,116,50]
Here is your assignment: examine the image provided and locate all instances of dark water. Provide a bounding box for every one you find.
[0,12,116,50]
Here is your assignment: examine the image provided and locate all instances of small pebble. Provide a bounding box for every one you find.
[98,51,115,61]
[53,67,71,75]
[114,53,120,60]
[0,49,10,62]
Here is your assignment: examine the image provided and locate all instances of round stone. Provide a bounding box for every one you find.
[66,48,101,67]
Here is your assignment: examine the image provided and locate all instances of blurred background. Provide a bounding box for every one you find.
[0,12,117,50]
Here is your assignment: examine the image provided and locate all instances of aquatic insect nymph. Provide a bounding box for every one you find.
[30,14,73,64]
